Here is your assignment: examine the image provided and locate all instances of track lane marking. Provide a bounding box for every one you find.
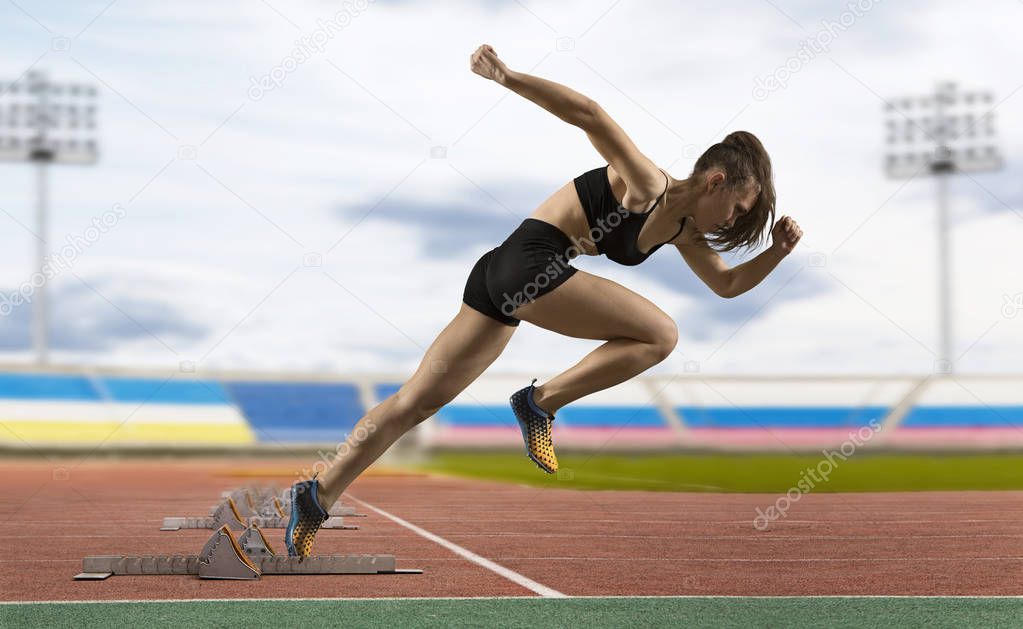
[345,493,566,598]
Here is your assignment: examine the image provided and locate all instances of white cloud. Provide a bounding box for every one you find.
[0,0,1019,376]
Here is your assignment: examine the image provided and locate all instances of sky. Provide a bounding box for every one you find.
[0,0,1020,378]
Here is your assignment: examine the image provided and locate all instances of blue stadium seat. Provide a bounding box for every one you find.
[374,383,400,402]
[374,385,519,427]
[434,405,517,427]
[0,373,100,401]
[398,402,667,429]
[901,406,1023,427]
[224,381,365,443]
[101,377,231,404]
[678,405,888,428]
[557,406,666,428]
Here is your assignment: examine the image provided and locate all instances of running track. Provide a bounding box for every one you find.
[1,460,1021,601]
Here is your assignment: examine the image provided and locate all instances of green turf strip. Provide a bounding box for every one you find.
[413,452,1023,493]
[2,598,1022,628]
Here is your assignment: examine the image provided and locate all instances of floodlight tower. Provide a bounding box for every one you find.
[883,82,1003,374]
[0,71,99,364]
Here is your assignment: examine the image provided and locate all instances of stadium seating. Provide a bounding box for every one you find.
[1,369,1021,450]
[0,372,100,401]
[384,376,678,449]
[887,377,1023,448]
[224,381,365,444]
[0,371,254,445]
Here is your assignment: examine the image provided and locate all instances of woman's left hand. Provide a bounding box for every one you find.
[771,215,802,256]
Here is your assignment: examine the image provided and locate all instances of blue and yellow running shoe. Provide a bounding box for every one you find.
[285,478,329,557]
[509,378,558,474]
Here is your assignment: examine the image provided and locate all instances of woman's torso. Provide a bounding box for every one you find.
[528,164,688,264]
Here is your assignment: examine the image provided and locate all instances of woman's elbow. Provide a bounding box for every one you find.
[714,273,737,299]
[578,99,602,129]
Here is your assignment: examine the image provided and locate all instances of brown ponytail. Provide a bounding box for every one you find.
[692,131,776,253]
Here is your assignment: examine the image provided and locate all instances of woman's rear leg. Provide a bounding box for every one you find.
[512,269,678,414]
[315,304,516,507]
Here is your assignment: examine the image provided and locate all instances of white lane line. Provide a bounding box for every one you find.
[464,556,1023,562]
[345,494,566,598]
[326,518,1023,525]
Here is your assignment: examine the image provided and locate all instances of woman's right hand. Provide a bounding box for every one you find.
[470,44,510,85]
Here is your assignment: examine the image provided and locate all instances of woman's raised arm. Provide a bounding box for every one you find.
[470,44,661,199]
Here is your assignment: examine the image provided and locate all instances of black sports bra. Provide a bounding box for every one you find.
[572,165,686,266]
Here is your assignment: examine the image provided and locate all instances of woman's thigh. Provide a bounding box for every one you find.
[512,269,677,344]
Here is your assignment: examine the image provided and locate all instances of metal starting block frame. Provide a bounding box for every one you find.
[219,486,363,518]
[160,497,356,532]
[279,491,362,518]
[75,524,421,580]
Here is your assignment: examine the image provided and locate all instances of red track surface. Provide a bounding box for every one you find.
[1,459,1021,601]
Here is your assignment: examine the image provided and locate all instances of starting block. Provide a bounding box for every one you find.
[275,489,363,518]
[220,487,362,518]
[160,497,356,532]
[75,524,421,580]
[220,485,277,504]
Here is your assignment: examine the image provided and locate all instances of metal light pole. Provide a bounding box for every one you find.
[883,82,1003,374]
[0,71,99,364]
[35,153,50,363]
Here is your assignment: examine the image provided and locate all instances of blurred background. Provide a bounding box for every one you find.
[0,0,1021,481]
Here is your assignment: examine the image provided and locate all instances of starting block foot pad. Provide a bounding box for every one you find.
[75,525,421,580]
[218,487,363,518]
[160,515,354,532]
[158,517,351,531]
[161,497,355,531]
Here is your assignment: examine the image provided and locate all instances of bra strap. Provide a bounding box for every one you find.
[643,169,670,215]
[667,215,687,241]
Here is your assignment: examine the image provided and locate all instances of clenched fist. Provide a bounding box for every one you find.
[470,44,510,84]
[771,215,803,256]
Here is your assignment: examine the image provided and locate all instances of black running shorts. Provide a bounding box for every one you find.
[462,218,579,327]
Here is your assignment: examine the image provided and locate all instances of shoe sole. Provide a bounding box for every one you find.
[284,484,300,557]
[526,449,556,474]
[513,413,556,474]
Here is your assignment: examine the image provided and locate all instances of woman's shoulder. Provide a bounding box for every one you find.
[607,163,667,210]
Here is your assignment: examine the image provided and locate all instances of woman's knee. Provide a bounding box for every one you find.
[390,388,449,426]
[645,316,679,362]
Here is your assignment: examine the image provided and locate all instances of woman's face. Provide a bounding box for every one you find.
[695,174,759,234]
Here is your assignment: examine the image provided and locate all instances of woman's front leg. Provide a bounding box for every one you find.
[314,303,517,507]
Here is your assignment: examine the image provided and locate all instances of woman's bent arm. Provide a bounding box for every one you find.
[725,247,787,297]
[729,216,802,296]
